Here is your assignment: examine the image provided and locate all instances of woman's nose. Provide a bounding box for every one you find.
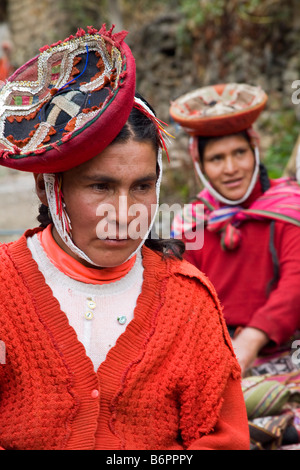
[223,156,236,173]
[115,195,130,225]
[96,195,131,239]
[96,195,131,225]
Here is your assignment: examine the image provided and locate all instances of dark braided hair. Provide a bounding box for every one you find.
[259,162,271,192]
[37,92,185,260]
[37,203,51,228]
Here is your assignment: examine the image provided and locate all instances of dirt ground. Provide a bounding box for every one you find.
[0,167,39,243]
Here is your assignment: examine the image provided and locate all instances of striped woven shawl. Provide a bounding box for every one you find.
[172,178,300,250]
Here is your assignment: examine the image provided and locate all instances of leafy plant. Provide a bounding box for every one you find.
[263,111,299,178]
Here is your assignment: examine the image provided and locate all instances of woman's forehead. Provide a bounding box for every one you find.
[203,134,250,156]
[64,140,157,180]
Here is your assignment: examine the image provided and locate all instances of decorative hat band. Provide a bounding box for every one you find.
[0,25,136,173]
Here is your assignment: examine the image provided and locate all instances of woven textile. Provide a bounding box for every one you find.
[0,25,136,173]
[172,178,300,250]
[242,349,300,450]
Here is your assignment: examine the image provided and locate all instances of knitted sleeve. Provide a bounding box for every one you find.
[174,274,249,449]
[248,222,300,345]
[188,376,250,450]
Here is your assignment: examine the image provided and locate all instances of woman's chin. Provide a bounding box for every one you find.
[82,239,142,268]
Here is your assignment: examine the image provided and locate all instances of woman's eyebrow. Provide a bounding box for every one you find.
[82,173,157,184]
[205,152,223,160]
[82,174,119,183]
[133,174,158,184]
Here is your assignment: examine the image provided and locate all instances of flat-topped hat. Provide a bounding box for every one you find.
[170,83,268,206]
[0,25,136,173]
[170,83,267,136]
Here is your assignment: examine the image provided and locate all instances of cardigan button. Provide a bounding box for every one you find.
[85,311,94,320]
[91,389,99,399]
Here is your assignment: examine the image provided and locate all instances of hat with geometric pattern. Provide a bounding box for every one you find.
[0,25,136,173]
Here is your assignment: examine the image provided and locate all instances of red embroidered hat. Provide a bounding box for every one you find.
[170,83,267,136]
[0,25,136,173]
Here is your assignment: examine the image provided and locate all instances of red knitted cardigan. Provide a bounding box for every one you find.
[0,230,249,450]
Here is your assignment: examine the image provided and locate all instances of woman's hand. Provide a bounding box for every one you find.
[231,327,269,376]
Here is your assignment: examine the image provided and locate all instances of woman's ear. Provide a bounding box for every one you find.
[33,173,48,205]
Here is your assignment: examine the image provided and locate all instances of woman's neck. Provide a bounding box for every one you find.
[37,224,137,285]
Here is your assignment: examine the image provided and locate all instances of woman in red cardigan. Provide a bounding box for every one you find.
[0,28,249,450]
[171,84,300,377]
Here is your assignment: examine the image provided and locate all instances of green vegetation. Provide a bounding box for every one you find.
[263,111,299,178]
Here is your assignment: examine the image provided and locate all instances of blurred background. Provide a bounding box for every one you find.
[0,0,299,241]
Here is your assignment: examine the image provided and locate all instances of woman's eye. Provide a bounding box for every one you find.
[92,183,110,191]
[209,155,222,163]
[134,183,153,192]
[235,148,247,156]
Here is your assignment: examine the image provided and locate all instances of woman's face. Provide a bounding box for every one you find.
[201,134,256,201]
[53,139,158,267]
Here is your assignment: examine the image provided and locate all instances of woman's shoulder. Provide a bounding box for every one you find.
[169,253,222,307]
[142,246,236,359]
[142,244,220,303]
[0,238,18,259]
[0,229,40,269]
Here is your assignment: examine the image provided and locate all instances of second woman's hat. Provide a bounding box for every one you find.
[170,83,267,136]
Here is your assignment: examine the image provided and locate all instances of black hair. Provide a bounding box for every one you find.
[37,92,185,260]
[112,92,160,153]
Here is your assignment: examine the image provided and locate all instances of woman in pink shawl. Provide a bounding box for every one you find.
[171,83,300,377]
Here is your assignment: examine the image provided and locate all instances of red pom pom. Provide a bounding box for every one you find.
[98,24,107,35]
[87,26,98,35]
[39,45,50,53]
[50,40,62,48]
[76,28,86,38]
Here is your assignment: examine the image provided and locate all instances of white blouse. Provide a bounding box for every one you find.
[27,234,144,371]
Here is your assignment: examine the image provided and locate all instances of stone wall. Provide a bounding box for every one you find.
[7,0,68,67]
[126,1,300,202]
[128,2,300,119]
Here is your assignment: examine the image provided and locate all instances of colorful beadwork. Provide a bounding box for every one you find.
[0,25,135,172]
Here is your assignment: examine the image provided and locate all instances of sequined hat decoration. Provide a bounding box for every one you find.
[169,83,268,137]
[0,25,136,173]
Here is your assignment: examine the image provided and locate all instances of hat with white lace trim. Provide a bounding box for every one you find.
[169,83,267,136]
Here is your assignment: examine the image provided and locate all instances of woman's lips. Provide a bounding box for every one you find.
[222,178,243,188]
[98,238,131,247]
[99,237,129,241]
